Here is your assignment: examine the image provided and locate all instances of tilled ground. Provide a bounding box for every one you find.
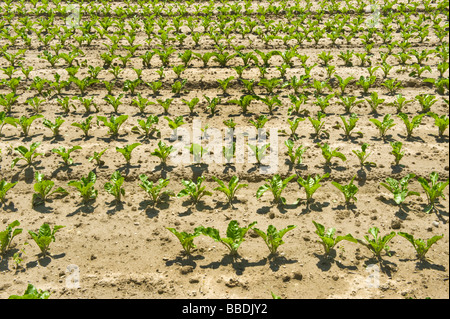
[0,0,448,299]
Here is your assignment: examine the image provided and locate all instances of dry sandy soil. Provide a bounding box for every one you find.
[0,0,449,299]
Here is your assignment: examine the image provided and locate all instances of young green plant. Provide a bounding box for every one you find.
[151,141,175,165]
[357,227,396,259]
[370,114,396,140]
[296,173,330,206]
[199,220,257,256]
[331,176,359,207]
[166,227,204,256]
[88,148,108,167]
[312,221,357,256]
[32,172,68,207]
[139,175,174,207]
[427,112,449,138]
[97,115,128,138]
[284,139,308,166]
[248,143,270,165]
[352,143,377,167]
[380,174,420,206]
[390,141,405,166]
[418,172,449,213]
[52,146,82,166]
[0,220,22,255]
[0,179,17,204]
[212,175,248,207]
[337,113,363,140]
[177,176,212,205]
[131,115,160,138]
[8,284,50,300]
[28,223,65,256]
[104,170,126,203]
[397,232,444,261]
[67,171,98,204]
[11,142,43,168]
[318,143,347,166]
[256,174,296,206]
[253,224,297,255]
[116,143,141,165]
[397,113,425,140]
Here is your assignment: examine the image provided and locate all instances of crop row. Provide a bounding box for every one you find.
[1,0,447,40]
[1,68,448,103]
[0,0,448,301]
[1,109,448,143]
[0,213,445,299]
[2,0,446,16]
[1,168,448,215]
[1,1,447,93]
[1,217,445,276]
[2,42,447,71]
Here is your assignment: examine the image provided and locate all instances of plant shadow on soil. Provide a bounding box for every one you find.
[0,250,66,272]
[296,201,331,215]
[32,202,56,214]
[25,252,66,269]
[97,134,129,144]
[153,163,176,179]
[51,163,81,179]
[105,200,125,215]
[179,200,214,216]
[186,163,209,180]
[138,200,170,219]
[165,254,205,269]
[399,258,447,272]
[71,135,95,143]
[0,249,18,272]
[285,161,308,173]
[199,253,289,275]
[377,197,413,220]
[398,134,425,143]
[356,166,375,186]
[43,135,66,144]
[379,197,448,222]
[314,251,358,272]
[390,164,406,174]
[0,201,18,212]
[322,164,348,175]
[134,135,158,144]
[363,256,399,278]
[428,134,449,144]
[117,163,141,176]
[214,199,243,211]
[266,254,299,272]
[222,164,236,174]
[425,203,449,223]
[67,202,98,217]
[20,133,44,143]
[370,134,396,143]
[256,202,299,215]
[338,134,363,144]
[11,164,45,184]
[332,203,358,211]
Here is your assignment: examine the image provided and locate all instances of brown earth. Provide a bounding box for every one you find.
[0,0,449,299]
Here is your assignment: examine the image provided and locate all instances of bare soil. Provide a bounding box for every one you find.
[0,0,448,299]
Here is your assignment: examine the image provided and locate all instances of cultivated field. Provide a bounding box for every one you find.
[0,0,449,299]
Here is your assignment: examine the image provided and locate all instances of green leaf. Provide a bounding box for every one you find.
[8,284,50,299]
